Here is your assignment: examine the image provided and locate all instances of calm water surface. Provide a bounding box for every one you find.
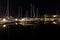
[0,23,60,40]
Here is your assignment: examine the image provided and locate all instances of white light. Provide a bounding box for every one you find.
[3,25,6,27]
[2,18,6,22]
[15,18,18,21]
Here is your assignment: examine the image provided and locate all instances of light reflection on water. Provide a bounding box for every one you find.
[3,24,6,27]
[0,22,60,40]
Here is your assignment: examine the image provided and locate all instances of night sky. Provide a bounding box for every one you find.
[0,0,60,17]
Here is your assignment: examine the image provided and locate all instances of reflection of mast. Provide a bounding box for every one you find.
[5,0,9,17]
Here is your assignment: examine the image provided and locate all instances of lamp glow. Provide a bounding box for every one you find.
[2,18,6,21]
[53,15,57,17]
[15,18,18,21]
[3,24,6,27]
[52,21,57,24]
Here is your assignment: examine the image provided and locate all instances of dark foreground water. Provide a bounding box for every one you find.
[0,23,60,40]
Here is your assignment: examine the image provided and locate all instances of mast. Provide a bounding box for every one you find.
[20,8,22,18]
[6,0,9,17]
[36,8,38,17]
[26,10,28,17]
[30,3,32,17]
[18,7,22,18]
[18,7,20,18]
[33,4,35,18]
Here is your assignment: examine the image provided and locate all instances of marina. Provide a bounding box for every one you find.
[0,0,60,40]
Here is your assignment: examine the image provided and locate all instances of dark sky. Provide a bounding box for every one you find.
[0,0,60,17]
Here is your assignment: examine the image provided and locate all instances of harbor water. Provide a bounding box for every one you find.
[0,22,60,40]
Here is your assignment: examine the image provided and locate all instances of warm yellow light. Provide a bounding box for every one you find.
[3,24,6,27]
[52,22,57,24]
[2,18,6,21]
[53,15,57,17]
[21,18,25,21]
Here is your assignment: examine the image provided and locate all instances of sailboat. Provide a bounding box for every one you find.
[0,0,14,24]
[19,3,41,25]
[17,7,23,21]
